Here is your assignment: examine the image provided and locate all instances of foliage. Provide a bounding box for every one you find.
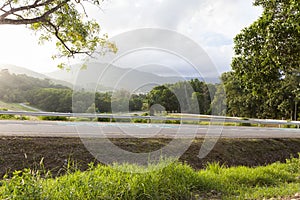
[0,156,300,199]
[0,71,148,114]
[227,0,300,119]
[72,91,94,113]
[95,92,112,113]
[94,91,146,113]
[210,83,227,116]
[0,0,117,66]
[0,108,15,120]
[39,116,68,121]
[147,85,180,113]
[0,70,65,103]
[147,79,215,115]
[30,88,73,112]
[0,71,73,113]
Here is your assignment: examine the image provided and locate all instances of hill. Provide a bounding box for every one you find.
[0,64,72,88]
[0,64,218,93]
[46,63,208,93]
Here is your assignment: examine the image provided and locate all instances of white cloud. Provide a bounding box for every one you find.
[93,0,262,74]
[0,0,262,74]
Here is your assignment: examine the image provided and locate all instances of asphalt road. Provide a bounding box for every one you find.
[0,120,299,138]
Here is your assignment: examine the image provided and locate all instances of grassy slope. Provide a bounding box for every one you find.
[0,157,299,199]
[0,101,35,112]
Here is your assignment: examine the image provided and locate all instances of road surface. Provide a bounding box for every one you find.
[0,120,299,138]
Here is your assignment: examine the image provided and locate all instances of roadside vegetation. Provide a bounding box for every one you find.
[0,156,299,199]
[0,108,28,120]
[0,101,36,112]
[0,71,213,115]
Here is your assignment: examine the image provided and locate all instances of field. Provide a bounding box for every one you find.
[0,137,300,199]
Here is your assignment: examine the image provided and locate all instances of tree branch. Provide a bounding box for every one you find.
[46,20,92,57]
[0,0,54,19]
[0,0,69,25]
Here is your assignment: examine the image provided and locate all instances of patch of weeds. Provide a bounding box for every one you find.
[39,116,68,121]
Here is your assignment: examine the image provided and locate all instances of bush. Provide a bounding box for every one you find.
[132,118,148,123]
[283,124,297,128]
[16,116,29,120]
[165,120,181,124]
[0,108,15,120]
[97,117,115,122]
[39,116,68,121]
[238,118,251,126]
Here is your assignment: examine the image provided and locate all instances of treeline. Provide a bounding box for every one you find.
[212,71,299,120]
[0,70,215,114]
[2,69,297,120]
[0,70,67,103]
[0,71,147,113]
[147,79,216,114]
[0,71,146,113]
[0,70,71,112]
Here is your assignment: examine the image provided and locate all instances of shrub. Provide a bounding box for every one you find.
[39,116,68,121]
[0,108,15,120]
[238,118,251,126]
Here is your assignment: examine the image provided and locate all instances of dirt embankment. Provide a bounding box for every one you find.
[1,137,300,177]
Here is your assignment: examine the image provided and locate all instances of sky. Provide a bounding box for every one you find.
[0,0,262,74]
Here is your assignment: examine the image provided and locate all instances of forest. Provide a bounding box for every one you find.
[0,70,214,115]
[0,64,298,120]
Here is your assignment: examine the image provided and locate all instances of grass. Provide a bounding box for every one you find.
[0,108,29,120]
[0,101,36,112]
[0,155,299,199]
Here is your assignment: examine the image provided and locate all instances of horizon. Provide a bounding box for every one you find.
[0,63,221,82]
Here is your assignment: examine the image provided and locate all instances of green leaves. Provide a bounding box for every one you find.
[228,0,300,119]
[147,80,214,114]
[0,0,116,68]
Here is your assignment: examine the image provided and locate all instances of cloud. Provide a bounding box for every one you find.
[0,0,262,74]
[92,0,262,74]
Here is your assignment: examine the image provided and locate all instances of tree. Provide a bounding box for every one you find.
[146,79,214,114]
[229,0,300,119]
[210,83,226,116]
[95,92,112,113]
[111,89,130,112]
[147,85,179,113]
[129,94,145,111]
[0,0,117,67]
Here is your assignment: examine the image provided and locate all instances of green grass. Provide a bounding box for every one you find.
[0,155,299,199]
[0,101,36,112]
[39,116,68,121]
[0,107,29,120]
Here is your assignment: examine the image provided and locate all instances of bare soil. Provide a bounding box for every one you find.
[1,137,300,178]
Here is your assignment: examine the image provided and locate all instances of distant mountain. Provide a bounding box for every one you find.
[0,64,72,88]
[0,64,49,79]
[46,63,189,93]
[132,64,220,83]
[0,63,218,93]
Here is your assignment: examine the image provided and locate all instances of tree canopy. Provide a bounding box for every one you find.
[0,0,117,67]
[227,0,300,119]
[147,80,215,115]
